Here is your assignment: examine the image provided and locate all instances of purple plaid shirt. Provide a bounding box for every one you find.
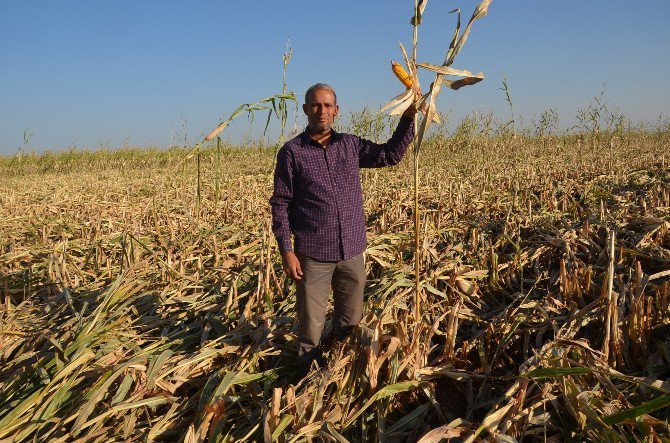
[270,116,414,262]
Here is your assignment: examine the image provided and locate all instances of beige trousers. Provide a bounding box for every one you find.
[295,253,365,355]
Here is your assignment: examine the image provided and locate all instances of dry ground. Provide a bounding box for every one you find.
[1,130,670,441]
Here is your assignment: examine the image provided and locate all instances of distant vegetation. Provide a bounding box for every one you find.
[2,104,668,175]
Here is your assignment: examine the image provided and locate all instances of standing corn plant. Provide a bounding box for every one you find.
[161,47,297,214]
[162,91,297,217]
[382,0,491,322]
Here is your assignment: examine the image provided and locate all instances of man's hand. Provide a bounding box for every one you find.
[402,87,423,119]
[282,252,303,280]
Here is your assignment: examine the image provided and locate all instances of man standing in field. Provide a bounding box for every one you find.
[270,83,417,373]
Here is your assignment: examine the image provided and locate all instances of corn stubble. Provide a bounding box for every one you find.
[2,122,669,441]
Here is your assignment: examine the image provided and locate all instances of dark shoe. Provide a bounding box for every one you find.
[292,348,325,383]
[333,325,356,342]
[322,325,357,354]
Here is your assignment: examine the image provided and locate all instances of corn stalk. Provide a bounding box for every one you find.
[412,0,422,328]
[382,0,491,325]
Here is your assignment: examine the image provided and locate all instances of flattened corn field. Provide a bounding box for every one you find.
[1,125,670,442]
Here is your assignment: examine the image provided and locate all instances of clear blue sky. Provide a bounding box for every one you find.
[1,1,669,154]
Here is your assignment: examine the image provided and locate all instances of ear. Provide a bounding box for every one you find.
[302,103,308,116]
[334,104,340,117]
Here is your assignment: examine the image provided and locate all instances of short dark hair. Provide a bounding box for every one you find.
[305,83,337,105]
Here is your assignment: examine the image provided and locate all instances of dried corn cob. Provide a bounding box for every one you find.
[391,61,413,89]
[390,60,436,120]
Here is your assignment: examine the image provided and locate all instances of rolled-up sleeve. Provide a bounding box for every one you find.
[358,116,414,168]
[270,147,294,254]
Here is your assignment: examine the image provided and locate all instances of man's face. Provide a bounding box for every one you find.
[303,88,339,134]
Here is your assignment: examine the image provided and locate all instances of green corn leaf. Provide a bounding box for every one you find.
[342,381,422,428]
[146,349,174,391]
[603,395,670,425]
[522,367,593,379]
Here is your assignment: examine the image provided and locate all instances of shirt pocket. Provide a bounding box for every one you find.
[336,147,360,191]
[297,151,332,200]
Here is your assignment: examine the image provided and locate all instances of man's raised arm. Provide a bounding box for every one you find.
[358,105,417,168]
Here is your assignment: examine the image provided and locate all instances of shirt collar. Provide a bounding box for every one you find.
[300,127,343,146]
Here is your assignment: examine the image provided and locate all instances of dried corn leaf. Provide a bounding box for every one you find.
[446,8,461,58]
[319,421,350,443]
[417,424,467,443]
[415,80,442,152]
[399,42,417,81]
[410,0,429,26]
[417,63,482,79]
[464,401,515,443]
[446,0,492,65]
[443,76,484,90]
[204,121,230,142]
[389,96,416,116]
[380,89,414,115]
